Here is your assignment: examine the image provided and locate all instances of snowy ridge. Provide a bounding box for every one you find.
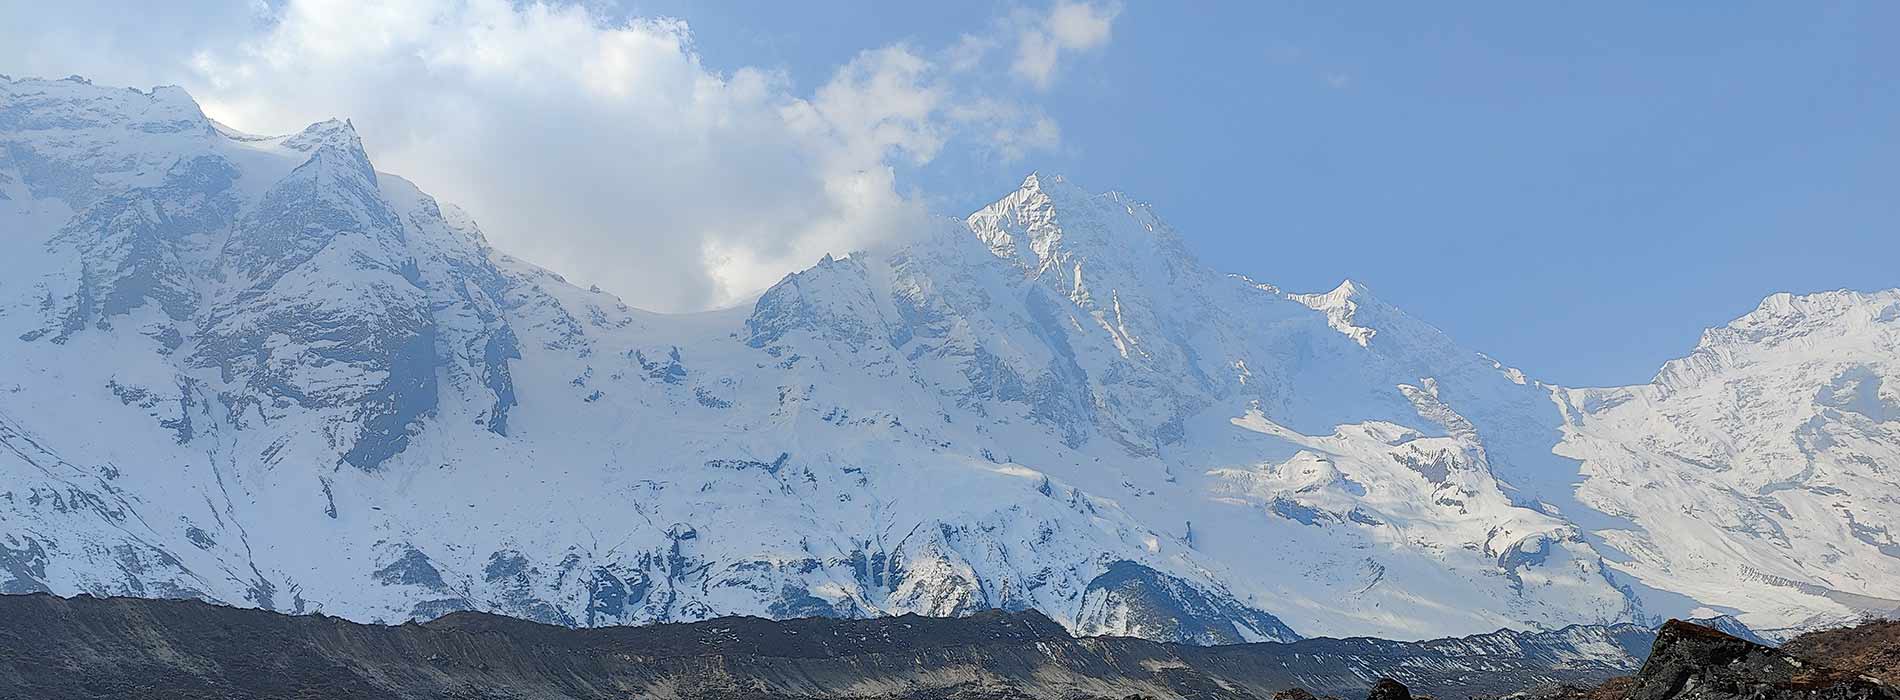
[1555,289,1900,636]
[1288,280,1380,347]
[1,77,1895,643]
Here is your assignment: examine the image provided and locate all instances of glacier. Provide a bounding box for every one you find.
[1,75,1895,643]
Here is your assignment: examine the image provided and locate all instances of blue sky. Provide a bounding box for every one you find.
[637,1,1898,387]
[2,1,1893,387]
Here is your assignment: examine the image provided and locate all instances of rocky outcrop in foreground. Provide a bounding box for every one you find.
[1526,619,1898,700]
[0,593,1652,699]
[1624,620,1895,700]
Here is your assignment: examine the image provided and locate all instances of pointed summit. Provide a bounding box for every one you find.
[1286,279,1441,352]
[1013,170,1090,202]
[283,118,364,154]
[280,118,377,184]
[1320,279,1372,303]
[967,172,1060,269]
[966,171,1196,279]
[1284,278,1470,361]
[1289,280,1380,347]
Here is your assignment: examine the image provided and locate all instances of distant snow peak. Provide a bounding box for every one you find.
[282,118,362,153]
[967,171,1191,279]
[1651,288,1900,392]
[1290,279,1379,347]
[1016,170,1084,197]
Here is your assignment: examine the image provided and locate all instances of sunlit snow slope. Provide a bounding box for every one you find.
[2,77,1894,642]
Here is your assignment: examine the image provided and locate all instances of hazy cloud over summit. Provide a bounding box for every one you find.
[0,0,1119,310]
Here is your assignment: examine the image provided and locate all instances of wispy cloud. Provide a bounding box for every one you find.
[1010,0,1122,90]
[0,0,1101,311]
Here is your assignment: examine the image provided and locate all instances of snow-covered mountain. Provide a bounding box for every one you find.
[2,76,1894,643]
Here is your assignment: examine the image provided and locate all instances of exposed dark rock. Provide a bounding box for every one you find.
[0,538,48,594]
[1077,560,1300,644]
[1277,689,1334,700]
[1624,620,1896,700]
[1535,619,1899,700]
[1368,678,1412,700]
[0,592,1654,700]
[373,547,447,589]
[1780,619,1900,686]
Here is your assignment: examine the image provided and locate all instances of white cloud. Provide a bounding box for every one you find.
[947,98,1062,163]
[1011,0,1121,90]
[947,34,1000,73]
[0,0,1099,311]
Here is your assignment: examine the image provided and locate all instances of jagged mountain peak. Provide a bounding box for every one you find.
[266,117,381,190]
[1324,278,1373,300]
[0,76,211,149]
[1279,278,1473,367]
[1287,279,1382,347]
[282,117,363,153]
[1704,288,1899,352]
[1,74,204,118]
[1647,288,1900,392]
[1014,170,1089,198]
[0,76,216,207]
[1012,171,1157,222]
[1557,286,1900,634]
[967,171,1195,278]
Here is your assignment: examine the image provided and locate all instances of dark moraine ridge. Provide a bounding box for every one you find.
[0,593,1656,699]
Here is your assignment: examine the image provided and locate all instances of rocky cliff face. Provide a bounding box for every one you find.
[2,76,1897,643]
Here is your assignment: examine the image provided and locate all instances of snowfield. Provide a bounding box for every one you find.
[2,76,1894,643]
